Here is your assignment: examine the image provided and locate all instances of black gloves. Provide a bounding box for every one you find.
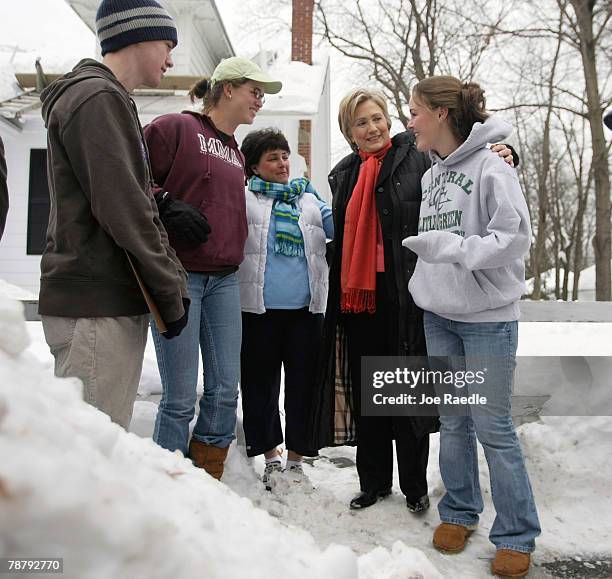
[162,298,190,340]
[155,191,211,244]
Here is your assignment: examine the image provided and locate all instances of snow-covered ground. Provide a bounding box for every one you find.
[2,288,612,578]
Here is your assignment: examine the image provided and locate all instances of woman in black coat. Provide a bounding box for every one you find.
[308,88,515,512]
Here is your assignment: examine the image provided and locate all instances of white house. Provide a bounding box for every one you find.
[0,0,331,297]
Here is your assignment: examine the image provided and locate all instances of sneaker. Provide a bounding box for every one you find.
[406,494,430,513]
[285,463,309,482]
[285,463,305,476]
[262,460,283,491]
[282,463,315,493]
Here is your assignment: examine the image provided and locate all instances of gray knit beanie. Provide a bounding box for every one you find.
[95,0,178,56]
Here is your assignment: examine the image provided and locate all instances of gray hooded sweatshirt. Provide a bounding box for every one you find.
[402,116,531,322]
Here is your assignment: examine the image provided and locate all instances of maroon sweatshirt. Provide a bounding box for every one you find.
[144,112,248,272]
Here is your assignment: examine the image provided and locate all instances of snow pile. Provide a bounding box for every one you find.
[359,543,443,579]
[0,279,36,301]
[0,296,443,579]
[0,298,29,356]
[519,416,612,555]
[6,298,612,576]
[0,299,352,579]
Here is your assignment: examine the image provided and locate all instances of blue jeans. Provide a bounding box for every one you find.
[424,311,541,553]
[152,272,241,454]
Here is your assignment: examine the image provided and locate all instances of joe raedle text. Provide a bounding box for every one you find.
[372,392,488,406]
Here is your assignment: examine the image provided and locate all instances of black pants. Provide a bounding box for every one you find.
[344,274,429,501]
[240,309,322,457]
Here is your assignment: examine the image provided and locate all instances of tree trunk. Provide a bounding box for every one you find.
[531,12,564,299]
[570,0,612,300]
[571,169,591,300]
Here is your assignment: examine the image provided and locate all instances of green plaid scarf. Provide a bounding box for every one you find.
[248,176,317,257]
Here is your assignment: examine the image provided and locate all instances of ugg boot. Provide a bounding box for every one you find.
[189,439,229,480]
[491,549,531,578]
[432,522,474,553]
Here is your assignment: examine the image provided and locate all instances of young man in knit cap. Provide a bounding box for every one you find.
[39,0,191,429]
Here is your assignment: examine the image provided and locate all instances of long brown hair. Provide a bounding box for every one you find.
[188,77,250,114]
[411,75,489,142]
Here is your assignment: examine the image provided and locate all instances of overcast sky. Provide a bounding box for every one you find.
[0,0,94,70]
[0,0,293,66]
[0,0,250,70]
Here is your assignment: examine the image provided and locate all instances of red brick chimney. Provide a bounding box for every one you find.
[292,0,314,177]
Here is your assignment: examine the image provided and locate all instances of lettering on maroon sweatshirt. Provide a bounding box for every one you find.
[197,134,242,168]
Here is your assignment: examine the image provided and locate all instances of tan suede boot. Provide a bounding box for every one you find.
[432,523,474,553]
[491,549,531,578]
[189,439,229,480]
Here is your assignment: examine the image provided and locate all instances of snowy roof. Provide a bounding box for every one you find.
[0,65,22,102]
[264,59,329,116]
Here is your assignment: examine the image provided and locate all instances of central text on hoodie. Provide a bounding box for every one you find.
[419,169,478,235]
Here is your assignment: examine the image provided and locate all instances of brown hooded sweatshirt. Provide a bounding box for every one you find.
[39,59,186,322]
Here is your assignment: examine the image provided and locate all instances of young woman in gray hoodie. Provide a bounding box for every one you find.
[404,76,540,578]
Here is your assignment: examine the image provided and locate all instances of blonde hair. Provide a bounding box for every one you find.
[411,75,489,143]
[338,88,392,152]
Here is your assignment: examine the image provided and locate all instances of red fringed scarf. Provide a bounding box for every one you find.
[340,140,392,313]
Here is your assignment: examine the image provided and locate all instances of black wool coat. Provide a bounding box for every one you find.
[308,131,440,451]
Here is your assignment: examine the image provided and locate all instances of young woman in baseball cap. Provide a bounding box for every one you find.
[144,58,281,480]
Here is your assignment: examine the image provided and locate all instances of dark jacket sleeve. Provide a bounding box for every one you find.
[0,136,8,240]
[61,91,186,323]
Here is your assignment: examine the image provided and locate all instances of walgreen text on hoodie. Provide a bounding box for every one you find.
[39,59,187,322]
[402,116,531,322]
